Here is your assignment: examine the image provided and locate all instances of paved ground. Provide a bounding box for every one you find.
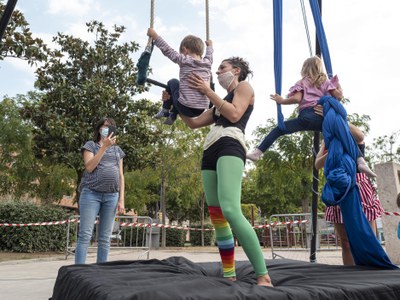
[0,247,343,300]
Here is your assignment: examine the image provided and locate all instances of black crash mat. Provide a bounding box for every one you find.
[50,256,400,300]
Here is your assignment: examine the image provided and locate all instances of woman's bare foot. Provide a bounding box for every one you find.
[257,274,273,287]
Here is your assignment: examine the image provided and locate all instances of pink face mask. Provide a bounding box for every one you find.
[217,71,235,90]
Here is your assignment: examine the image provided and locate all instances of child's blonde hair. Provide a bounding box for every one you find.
[301,56,327,88]
[179,35,204,56]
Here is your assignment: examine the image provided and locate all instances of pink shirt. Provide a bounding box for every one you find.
[288,75,339,111]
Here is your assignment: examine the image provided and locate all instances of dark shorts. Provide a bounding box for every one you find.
[176,100,205,118]
[201,137,246,171]
[167,78,205,118]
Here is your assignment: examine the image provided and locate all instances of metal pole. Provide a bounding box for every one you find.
[146,78,168,89]
[310,0,322,263]
[200,194,205,246]
[160,159,166,248]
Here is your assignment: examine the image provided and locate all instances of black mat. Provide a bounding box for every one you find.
[50,257,400,300]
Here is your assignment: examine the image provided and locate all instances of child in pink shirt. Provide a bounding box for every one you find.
[247,56,375,177]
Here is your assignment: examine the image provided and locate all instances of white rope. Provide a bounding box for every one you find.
[205,0,210,40]
[150,0,154,28]
[146,0,155,51]
[300,0,313,57]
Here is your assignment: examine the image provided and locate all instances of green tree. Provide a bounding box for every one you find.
[124,167,160,216]
[0,97,75,204]
[154,121,206,223]
[19,21,159,196]
[0,97,36,198]
[368,130,400,164]
[35,161,77,205]
[139,121,207,247]
[0,3,50,65]
[243,116,315,216]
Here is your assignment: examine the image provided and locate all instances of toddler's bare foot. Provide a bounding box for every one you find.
[357,157,376,178]
[257,274,273,287]
[246,148,263,162]
[226,276,236,282]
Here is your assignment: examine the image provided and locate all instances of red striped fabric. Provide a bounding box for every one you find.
[325,173,383,224]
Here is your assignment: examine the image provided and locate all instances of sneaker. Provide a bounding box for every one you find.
[357,157,377,178]
[246,149,263,162]
[163,114,176,125]
[154,108,170,119]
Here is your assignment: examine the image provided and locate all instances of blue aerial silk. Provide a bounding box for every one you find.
[308,0,333,79]
[319,96,397,269]
[273,0,397,267]
[398,222,400,240]
[310,0,396,269]
[273,0,286,131]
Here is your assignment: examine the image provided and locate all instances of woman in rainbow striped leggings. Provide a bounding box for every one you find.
[184,57,273,286]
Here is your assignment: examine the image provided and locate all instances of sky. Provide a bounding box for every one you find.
[1,0,399,148]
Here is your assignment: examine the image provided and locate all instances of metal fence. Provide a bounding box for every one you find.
[262,213,339,259]
[65,215,154,260]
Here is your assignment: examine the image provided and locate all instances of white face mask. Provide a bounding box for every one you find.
[101,127,109,138]
[217,71,235,90]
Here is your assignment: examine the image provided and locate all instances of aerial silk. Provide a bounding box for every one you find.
[309,0,396,269]
[136,0,155,86]
[308,0,333,78]
[136,41,153,86]
[272,0,285,131]
[319,96,397,269]
[0,0,18,41]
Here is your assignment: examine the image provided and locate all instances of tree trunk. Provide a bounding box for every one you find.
[302,196,309,213]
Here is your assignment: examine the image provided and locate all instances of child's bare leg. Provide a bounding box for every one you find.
[348,123,364,144]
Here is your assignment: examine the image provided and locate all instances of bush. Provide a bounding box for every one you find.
[253,227,262,241]
[0,201,72,252]
[165,228,186,247]
[120,226,148,247]
[120,226,186,247]
[189,224,214,246]
[232,227,264,247]
[254,227,264,245]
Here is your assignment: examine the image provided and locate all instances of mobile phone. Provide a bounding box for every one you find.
[108,125,117,137]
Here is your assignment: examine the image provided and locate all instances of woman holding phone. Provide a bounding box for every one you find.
[75,117,125,264]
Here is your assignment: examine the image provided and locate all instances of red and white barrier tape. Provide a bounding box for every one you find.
[382,211,400,217]
[1,212,399,228]
[0,220,69,227]
[120,223,215,231]
[0,217,309,229]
